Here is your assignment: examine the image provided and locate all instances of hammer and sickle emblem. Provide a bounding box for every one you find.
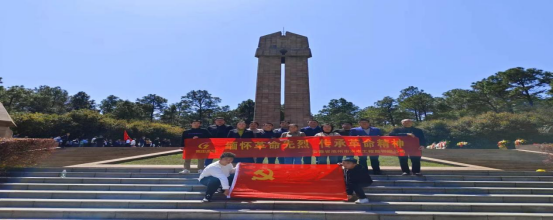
[198,142,210,149]
[251,169,275,181]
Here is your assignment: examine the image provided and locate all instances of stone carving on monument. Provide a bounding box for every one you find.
[0,102,16,138]
[254,31,313,127]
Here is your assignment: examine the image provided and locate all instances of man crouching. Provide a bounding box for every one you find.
[198,152,236,202]
[342,157,373,204]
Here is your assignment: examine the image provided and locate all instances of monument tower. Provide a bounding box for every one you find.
[254,31,312,127]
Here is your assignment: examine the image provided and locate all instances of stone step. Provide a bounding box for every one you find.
[4,172,202,178]
[3,182,553,195]
[3,193,552,203]
[0,183,204,191]
[5,173,553,181]
[1,207,553,220]
[2,177,552,188]
[3,189,553,201]
[7,168,553,176]
[1,199,553,213]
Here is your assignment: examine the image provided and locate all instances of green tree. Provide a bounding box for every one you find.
[137,94,168,121]
[357,106,387,126]
[160,104,180,126]
[29,86,69,114]
[69,91,96,110]
[0,85,33,112]
[314,98,359,126]
[235,99,255,122]
[435,89,487,118]
[398,86,434,121]
[112,100,146,121]
[374,96,398,126]
[471,75,513,113]
[498,67,553,106]
[181,90,221,124]
[211,105,239,126]
[99,95,121,114]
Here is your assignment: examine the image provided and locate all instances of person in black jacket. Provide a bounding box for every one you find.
[334,122,352,136]
[389,119,427,176]
[227,121,255,164]
[205,117,234,166]
[255,122,283,164]
[180,120,212,174]
[273,121,289,137]
[341,157,373,204]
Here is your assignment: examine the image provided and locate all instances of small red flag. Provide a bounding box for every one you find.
[229,163,347,201]
[124,131,131,141]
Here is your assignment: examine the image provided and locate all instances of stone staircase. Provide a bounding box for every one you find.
[1,167,553,219]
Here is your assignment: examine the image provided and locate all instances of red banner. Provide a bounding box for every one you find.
[183,136,420,159]
[229,163,347,201]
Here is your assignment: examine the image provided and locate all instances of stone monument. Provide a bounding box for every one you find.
[254,31,312,127]
[0,102,16,137]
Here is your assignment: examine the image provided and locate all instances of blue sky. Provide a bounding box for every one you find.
[1,0,552,112]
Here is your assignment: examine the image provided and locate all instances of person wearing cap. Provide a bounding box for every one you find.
[341,157,373,204]
[349,118,383,175]
[389,119,427,176]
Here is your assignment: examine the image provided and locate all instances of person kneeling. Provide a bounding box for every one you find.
[342,157,373,204]
[198,152,236,202]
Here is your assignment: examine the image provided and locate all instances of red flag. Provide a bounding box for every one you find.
[183,136,420,159]
[124,131,131,141]
[229,163,347,201]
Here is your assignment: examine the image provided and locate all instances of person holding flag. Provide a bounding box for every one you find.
[349,118,382,175]
[341,157,373,204]
[389,119,427,176]
[199,152,236,202]
[180,120,212,174]
[123,131,132,146]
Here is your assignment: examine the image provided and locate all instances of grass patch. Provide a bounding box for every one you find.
[119,153,455,167]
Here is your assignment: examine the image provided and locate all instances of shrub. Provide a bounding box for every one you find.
[11,110,184,145]
[0,138,57,173]
[418,112,553,149]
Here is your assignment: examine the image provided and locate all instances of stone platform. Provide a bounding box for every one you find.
[36,147,551,171]
[1,167,553,219]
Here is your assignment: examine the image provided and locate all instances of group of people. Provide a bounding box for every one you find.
[198,152,374,204]
[180,117,427,177]
[54,134,172,147]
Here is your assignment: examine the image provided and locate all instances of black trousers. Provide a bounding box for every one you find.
[357,156,381,174]
[398,156,421,174]
[199,174,235,199]
[302,156,312,164]
[255,157,284,164]
[347,182,372,199]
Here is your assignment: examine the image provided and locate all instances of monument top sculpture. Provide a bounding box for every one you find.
[254,31,313,127]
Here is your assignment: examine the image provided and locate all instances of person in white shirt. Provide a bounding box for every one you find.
[198,152,236,202]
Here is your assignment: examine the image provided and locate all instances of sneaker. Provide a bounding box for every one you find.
[414,173,423,176]
[216,187,224,194]
[401,172,411,176]
[179,169,190,174]
[201,197,210,203]
[197,169,203,174]
[355,198,370,204]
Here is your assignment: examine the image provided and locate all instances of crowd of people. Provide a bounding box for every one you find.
[193,117,426,204]
[180,117,427,177]
[54,134,172,147]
